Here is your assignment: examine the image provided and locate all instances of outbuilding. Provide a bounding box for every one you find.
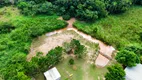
[125,64,142,80]
[44,67,61,80]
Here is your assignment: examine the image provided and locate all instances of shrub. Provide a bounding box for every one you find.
[69,58,74,65]
[133,0,142,5]
[37,2,53,14]
[105,0,132,14]
[36,52,43,57]
[17,1,53,15]
[17,1,29,9]
[36,46,63,72]
[115,50,139,67]
[62,15,71,20]
[0,22,15,34]
[105,64,125,80]
[0,0,11,7]
[70,39,86,58]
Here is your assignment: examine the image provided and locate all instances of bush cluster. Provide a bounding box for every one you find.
[69,58,74,65]
[105,0,132,14]
[17,1,53,15]
[62,15,71,20]
[32,46,63,72]
[0,22,15,34]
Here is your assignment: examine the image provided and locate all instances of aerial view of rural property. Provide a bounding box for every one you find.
[0,0,142,80]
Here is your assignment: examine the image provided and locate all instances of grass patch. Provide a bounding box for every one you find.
[35,56,116,80]
[74,6,142,49]
[56,56,108,80]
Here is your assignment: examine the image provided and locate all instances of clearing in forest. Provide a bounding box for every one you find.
[28,18,116,80]
[27,18,115,67]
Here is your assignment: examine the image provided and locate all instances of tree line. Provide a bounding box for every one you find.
[0,0,142,21]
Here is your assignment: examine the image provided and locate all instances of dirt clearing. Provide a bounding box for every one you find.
[27,18,116,67]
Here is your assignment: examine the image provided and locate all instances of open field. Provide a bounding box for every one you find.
[74,6,142,49]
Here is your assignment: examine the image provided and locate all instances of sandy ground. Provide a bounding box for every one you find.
[27,33,74,60]
[95,54,110,67]
[27,17,115,67]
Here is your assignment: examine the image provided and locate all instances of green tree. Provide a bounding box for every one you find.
[37,46,63,72]
[115,50,139,67]
[0,22,15,34]
[17,1,29,9]
[69,58,74,65]
[105,0,132,13]
[54,0,107,21]
[133,0,142,5]
[47,46,63,65]
[70,39,86,58]
[74,44,86,58]
[105,64,125,80]
[0,0,11,7]
[37,2,53,14]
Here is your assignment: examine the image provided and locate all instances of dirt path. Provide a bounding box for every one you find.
[27,17,115,67]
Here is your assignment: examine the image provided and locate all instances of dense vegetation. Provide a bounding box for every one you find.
[105,0,132,14]
[0,22,15,34]
[0,0,142,80]
[0,7,67,80]
[1,0,141,21]
[74,6,142,49]
[31,46,63,72]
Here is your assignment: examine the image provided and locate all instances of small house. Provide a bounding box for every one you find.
[125,64,142,80]
[44,67,61,80]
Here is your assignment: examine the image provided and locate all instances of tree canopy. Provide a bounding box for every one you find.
[1,0,140,21]
[70,39,86,58]
[105,64,126,80]
[115,50,140,67]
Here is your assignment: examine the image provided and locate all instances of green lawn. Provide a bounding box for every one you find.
[56,56,108,80]
[74,6,142,49]
[34,56,110,80]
